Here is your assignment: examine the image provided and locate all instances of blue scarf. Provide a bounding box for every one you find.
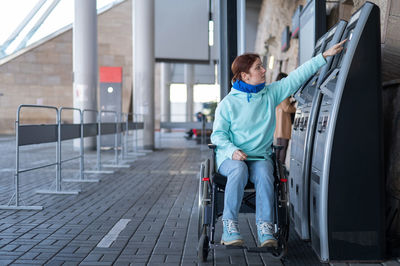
[232,80,265,102]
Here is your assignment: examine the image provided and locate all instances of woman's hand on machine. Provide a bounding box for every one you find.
[233,149,247,161]
[322,39,347,58]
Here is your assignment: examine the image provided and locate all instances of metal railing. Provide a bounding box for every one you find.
[120,112,136,161]
[59,107,100,183]
[131,113,149,155]
[80,109,113,175]
[0,104,144,210]
[0,104,59,210]
[100,110,129,168]
[35,107,81,194]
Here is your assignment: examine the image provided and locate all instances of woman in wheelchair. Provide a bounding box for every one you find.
[210,40,346,248]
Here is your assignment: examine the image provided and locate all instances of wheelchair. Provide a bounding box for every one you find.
[197,144,290,262]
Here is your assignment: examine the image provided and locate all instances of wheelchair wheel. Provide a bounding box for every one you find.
[197,160,211,262]
[198,160,211,240]
[198,233,209,262]
[273,215,289,259]
[273,159,290,259]
[198,163,206,240]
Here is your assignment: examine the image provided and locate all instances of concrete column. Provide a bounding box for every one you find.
[133,0,155,150]
[184,64,194,122]
[160,63,171,132]
[73,0,98,149]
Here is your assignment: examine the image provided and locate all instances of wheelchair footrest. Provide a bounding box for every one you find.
[246,246,277,253]
[209,244,277,253]
[209,243,246,250]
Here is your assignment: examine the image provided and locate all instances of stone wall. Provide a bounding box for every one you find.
[0,0,133,134]
[255,0,400,83]
[255,0,306,83]
[330,0,399,82]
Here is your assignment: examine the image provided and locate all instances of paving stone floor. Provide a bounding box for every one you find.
[0,133,398,265]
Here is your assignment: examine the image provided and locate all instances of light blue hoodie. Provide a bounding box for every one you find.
[211,53,326,169]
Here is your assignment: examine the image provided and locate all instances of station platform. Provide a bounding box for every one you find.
[0,134,398,265]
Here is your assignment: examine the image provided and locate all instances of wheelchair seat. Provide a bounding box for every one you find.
[212,172,255,190]
[208,144,254,190]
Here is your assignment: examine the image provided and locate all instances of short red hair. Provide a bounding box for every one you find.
[231,53,260,83]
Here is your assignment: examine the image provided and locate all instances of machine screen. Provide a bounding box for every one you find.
[337,29,354,67]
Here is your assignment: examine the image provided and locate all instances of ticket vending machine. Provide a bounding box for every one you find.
[290,33,327,240]
[289,21,347,241]
[291,35,327,165]
[309,2,384,261]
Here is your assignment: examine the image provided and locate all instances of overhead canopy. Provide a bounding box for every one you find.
[0,0,123,59]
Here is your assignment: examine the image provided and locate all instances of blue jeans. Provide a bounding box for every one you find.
[218,159,275,223]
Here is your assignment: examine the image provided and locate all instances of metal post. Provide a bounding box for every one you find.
[56,108,61,191]
[131,113,147,156]
[202,115,206,146]
[122,113,128,159]
[135,114,138,151]
[158,124,162,149]
[15,119,20,206]
[121,113,136,161]
[102,110,129,168]
[135,113,152,154]
[114,112,118,165]
[97,111,101,170]
[161,62,171,134]
[185,64,194,122]
[0,106,43,210]
[62,108,99,183]
[36,108,80,195]
[82,109,113,174]
[80,111,84,179]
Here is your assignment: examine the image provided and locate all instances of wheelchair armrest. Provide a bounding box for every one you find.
[272,145,284,151]
[208,144,217,176]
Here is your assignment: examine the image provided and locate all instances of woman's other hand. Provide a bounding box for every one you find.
[233,149,247,161]
[322,39,347,58]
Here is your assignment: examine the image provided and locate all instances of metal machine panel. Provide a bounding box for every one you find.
[289,31,327,240]
[290,20,347,241]
[309,2,384,261]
